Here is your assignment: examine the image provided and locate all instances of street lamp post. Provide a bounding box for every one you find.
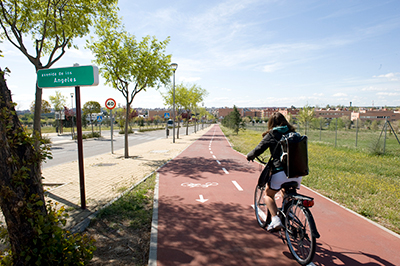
[170,63,178,143]
[70,93,75,139]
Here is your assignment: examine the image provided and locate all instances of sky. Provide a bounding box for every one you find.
[2,0,400,111]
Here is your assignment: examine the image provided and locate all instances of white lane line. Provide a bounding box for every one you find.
[222,168,229,174]
[216,160,221,165]
[210,151,213,154]
[209,147,211,150]
[212,155,216,159]
[232,181,243,191]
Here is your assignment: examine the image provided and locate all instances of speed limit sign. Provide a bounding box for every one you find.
[105,98,116,110]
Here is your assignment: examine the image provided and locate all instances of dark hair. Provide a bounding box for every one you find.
[262,112,295,137]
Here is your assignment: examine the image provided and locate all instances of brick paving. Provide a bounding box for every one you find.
[39,126,211,232]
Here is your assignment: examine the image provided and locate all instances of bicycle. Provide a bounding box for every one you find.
[253,156,320,265]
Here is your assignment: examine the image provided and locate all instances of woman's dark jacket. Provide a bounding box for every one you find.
[246,126,291,173]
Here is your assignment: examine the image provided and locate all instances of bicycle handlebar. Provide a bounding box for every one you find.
[255,156,268,165]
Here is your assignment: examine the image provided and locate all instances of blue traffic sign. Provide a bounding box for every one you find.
[164,112,170,119]
[97,116,103,122]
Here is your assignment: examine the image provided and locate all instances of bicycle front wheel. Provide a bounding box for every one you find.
[285,203,316,265]
[254,185,270,228]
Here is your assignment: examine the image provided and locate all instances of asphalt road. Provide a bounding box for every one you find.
[43,125,203,169]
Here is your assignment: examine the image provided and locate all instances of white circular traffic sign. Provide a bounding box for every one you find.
[105,98,116,110]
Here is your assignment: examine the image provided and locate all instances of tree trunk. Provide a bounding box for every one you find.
[91,113,94,135]
[0,71,47,264]
[177,115,180,139]
[33,84,42,136]
[124,98,129,158]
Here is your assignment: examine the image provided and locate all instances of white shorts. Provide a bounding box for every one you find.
[269,171,302,191]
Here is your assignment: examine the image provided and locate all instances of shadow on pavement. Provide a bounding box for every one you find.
[46,191,80,209]
[313,243,396,266]
[158,156,256,180]
[157,195,299,266]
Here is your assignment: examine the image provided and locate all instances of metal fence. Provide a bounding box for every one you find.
[245,121,400,155]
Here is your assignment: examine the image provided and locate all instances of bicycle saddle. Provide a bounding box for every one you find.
[281,181,299,190]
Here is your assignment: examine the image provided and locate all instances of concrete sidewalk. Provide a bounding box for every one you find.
[41,125,212,232]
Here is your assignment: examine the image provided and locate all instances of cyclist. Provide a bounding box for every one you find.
[247,112,303,231]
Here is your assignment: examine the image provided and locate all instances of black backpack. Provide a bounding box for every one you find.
[279,132,309,178]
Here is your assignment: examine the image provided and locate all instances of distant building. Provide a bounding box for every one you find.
[243,108,262,118]
[314,109,351,120]
[351,109,400,122]
[148,109,169,119]
[260,108,286,119]
[217,107,244,119]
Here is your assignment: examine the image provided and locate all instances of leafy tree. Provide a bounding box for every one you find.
[341,116,352,130]
[312,117,326,130]
[0,0,118,137]
[298,105,315,135]
[162,83,208,136]
[187,84,208,134]
[82,101,101,134]
[115,108,125,130]
[87,15,171,158]
[30,99,51,115]
[161,83,189,138]
[222,105,245,134]
[153,115,161,126]
[328,118,345,131]
[115,106,137,132]
[242,116,251,123]
[286,113,294,124]
[49,91,67,134]
[371,120,380,131]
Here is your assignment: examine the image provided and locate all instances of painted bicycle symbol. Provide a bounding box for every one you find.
[181,182,219,188]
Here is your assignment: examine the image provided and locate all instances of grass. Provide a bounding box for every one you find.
[95,174,156,230]
[222,126,400,235]
[304,128,400,156]
[87,174,156,265]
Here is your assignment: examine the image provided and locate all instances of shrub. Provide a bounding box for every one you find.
[0,201,96,265]
[119,128,133,134]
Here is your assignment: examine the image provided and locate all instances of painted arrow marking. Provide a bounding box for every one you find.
[196,195,209,203]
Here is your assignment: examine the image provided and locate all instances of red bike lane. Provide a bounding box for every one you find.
[152,125,400,266]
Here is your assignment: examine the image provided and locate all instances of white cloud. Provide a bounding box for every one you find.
[333,93,347,97]
[376,92,400,96]
[362,86,388,91]
[263,63,283,73]
[373,72,400,81]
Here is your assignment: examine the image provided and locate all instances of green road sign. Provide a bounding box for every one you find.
[37,65,99,88]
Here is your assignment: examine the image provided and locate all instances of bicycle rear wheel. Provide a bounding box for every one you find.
[285,203,316,265]
[254,185,270,228]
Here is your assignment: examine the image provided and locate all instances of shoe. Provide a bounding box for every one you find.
[267,218,283,231]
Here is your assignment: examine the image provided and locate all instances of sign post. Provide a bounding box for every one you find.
[97,115,103,136]
[74,85,86,209]
[164,112,170,138]
[105,98,116,154]
[37,64,99,210]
